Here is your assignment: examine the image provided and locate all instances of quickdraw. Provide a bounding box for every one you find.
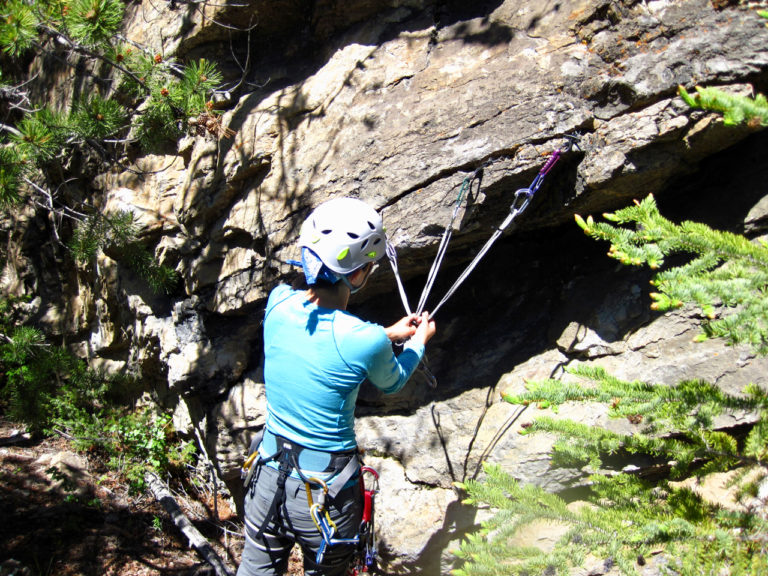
[305,466,380,573]
[387,134,580,322]
[354,467,379,574]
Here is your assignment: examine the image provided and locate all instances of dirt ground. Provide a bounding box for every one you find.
[0,417,248,576]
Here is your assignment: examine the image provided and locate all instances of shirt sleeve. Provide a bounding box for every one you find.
[334,315,424,395]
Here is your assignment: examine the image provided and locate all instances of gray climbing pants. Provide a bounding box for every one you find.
[237,463,363,576]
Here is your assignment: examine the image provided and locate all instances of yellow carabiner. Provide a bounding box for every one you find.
[305,477,337,535]
[242,451,260,487]
[305,476,329,509]
[243,451,258,472]
[309,502,337,534]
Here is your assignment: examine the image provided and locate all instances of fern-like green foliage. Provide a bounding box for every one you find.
[575,194,768,353]
[454,364,768,576]
[679,85,768,127]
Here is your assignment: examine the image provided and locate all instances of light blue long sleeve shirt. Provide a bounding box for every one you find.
[262,284,424,453]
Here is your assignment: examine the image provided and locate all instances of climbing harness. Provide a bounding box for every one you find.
[241,431,380,571]
[241,430,361,538]
[387,134,579,320]
[305,467,379,572]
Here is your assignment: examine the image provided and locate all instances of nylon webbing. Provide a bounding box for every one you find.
[386,135,577,321]
[386,240,412,315]
[415,166,484,315]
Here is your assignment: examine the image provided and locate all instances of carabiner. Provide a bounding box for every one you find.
[360,466,379,489]
[305,476,329,510]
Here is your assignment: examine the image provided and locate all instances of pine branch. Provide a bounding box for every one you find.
[38,24,147,91]
[575,195,768,352]
[454,460,768,576]
[679,85,768,127]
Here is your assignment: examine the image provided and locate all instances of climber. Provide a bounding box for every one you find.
[237,197,436,576]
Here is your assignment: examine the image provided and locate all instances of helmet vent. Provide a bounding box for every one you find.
[373,238,381,244]
[361,239,369,249]
[367,221,376,230]
[347,232,359,239]
[321,229,332,235]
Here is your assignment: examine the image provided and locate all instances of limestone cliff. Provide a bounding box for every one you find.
[5,0,768,572]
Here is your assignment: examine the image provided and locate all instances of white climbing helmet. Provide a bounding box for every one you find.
[298,197,387,275]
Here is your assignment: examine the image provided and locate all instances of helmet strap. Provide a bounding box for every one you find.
[342,263,373,294]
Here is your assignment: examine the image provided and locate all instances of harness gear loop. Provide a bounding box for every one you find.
[246,431,360,542]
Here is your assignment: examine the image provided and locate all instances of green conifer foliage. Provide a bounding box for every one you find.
[0,0,38,55]
[70,211,179,294]
[456,93,768,571]
[64,0,124,46]
[0,0,224,292]
[678,85,768,128]
[0,146,25,206]
[70,94,127,139]
[130,55,224,149]
[575,194,768,353]
[11,107,67,161]
[454,365,768,575]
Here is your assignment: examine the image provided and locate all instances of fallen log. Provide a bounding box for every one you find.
[145,471,235,576]
[0,430,32,447]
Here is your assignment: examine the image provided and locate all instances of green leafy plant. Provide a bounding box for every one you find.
[102,409,195,492]
[1,298,195,491]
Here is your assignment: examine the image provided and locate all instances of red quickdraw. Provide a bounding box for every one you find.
[352,466,379,575]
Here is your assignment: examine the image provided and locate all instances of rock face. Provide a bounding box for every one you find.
[6,0,768,572]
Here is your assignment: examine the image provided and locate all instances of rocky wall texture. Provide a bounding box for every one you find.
[8,0,768,572]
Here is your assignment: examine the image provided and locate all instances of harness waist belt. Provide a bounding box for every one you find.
[260,428,357,475]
